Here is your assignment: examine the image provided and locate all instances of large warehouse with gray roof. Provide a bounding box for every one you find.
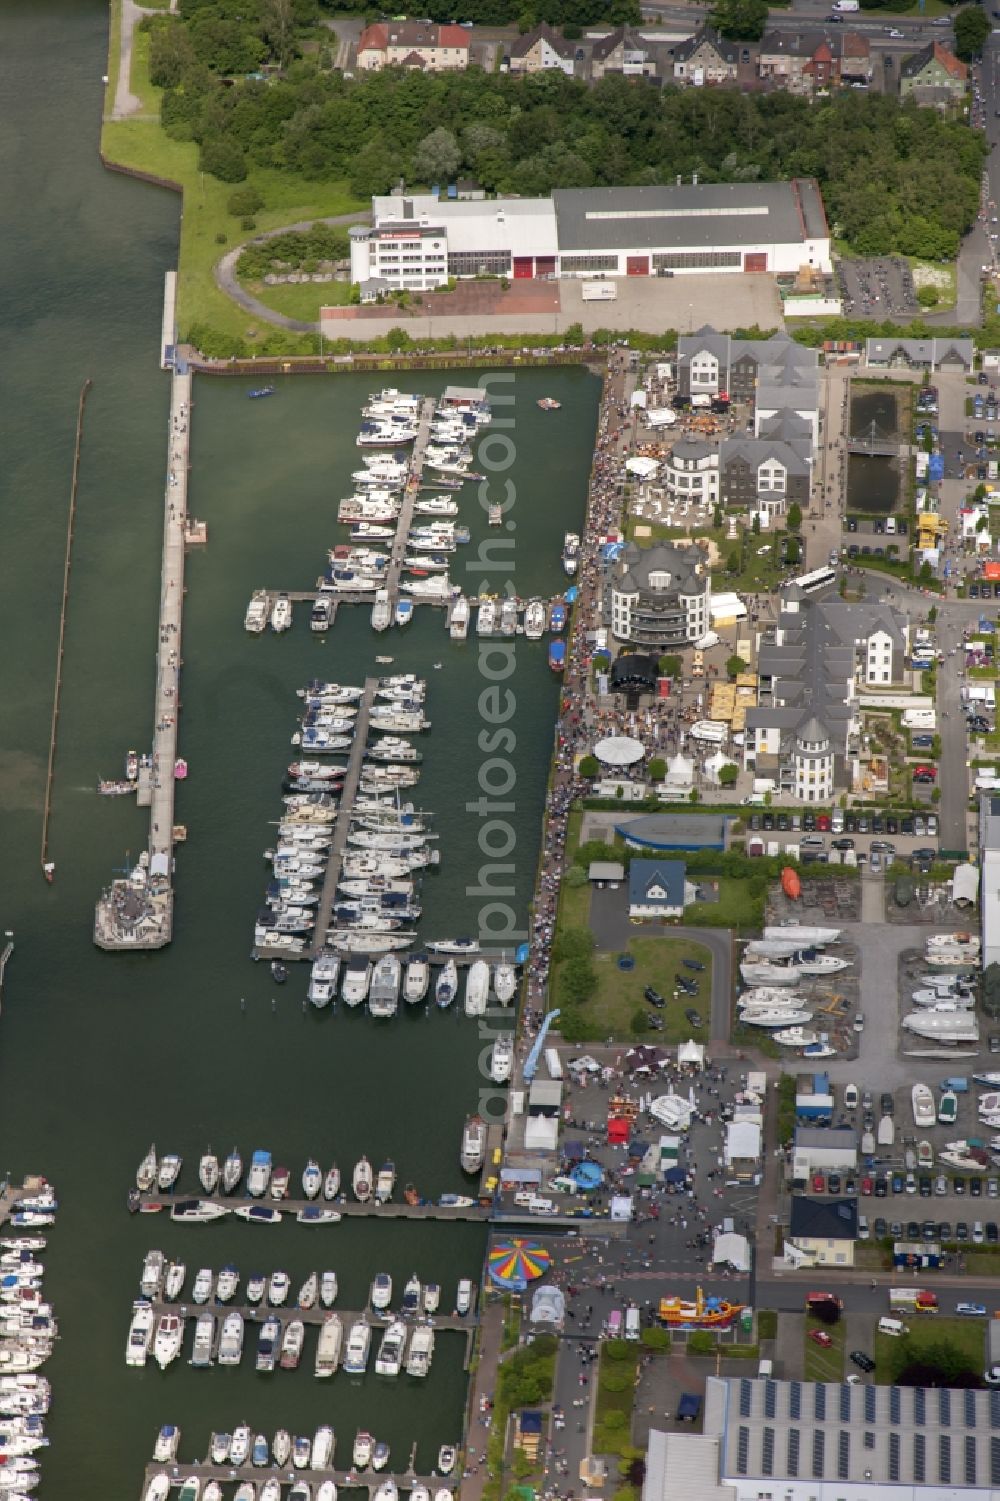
[350,180,832,290]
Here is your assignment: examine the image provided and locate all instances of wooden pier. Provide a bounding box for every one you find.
[146,1298,475,1336]
[143,1461,443,1497]
[94,367,192,950]
[40,378,91,879]
[308,677,377,960]
[133,1190,490,1223]
[384,396,435,608]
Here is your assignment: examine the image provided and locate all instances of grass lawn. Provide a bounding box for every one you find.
[959,1246,1000,1275]
[593,1344,641,1455]
[239,278,354,323]
[909,257,957,311]
[685,876,762,931]
[584,935,714,1043]
[101,24,362,351]
[804,1317,845,1382]
[874,1317,987,1383]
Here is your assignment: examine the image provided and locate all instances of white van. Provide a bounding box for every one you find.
[831,808,845,834]
[527,1195,557,1216]
[878,1317,909,1337]
[625,1306,641,1341]
[757,1358,773,1378]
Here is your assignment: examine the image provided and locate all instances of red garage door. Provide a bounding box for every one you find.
[513,257,534,279]
[744,252,768,273]
[626,256,649,276]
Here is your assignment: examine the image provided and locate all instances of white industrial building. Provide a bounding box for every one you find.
[644,1377,1000,1501]
[350,181,832,291]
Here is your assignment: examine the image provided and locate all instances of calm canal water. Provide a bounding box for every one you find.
[846,388,900,515]
[0,4,599,1494]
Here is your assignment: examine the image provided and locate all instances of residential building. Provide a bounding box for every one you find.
[900,39,969,104]
[671,26,743,84]
[663,437,721,507]
[645,1378,1000,1501]
[866,335,975,372]
[628,858,688,919]
[744,583,908,797]
[509,21,577,75]
[351,182,833,289]
[840,30,872,86]
[590,26,664,80]
[756,29,869,92]
[720,435,812,522]
[676,328,819,402]
[356,19,471,70]
[787,1196,858,1265]
[607,541,711,648]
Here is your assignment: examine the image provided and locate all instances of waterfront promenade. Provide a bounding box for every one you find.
[93,365,191,950]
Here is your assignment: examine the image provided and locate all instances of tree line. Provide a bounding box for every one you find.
[148,4,985,259]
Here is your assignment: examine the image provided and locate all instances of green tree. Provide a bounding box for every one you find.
[786,501,802,531]
[228,185,264,217]
[727,549,742,574]
[564,865,588,889]
[200,136,248,182]
[647,757,666,783]
[917,285,940,308]
[918,561,933,584]
[719,764,739,788]
[954,5,990,60]
[751,514,761,535]
[658,654,682,677]
[710,0,768,37]
[630,1007,649,1034]
[726,654,749,679]
[579,754,600,778]
[560,955,595,1002]
[413,127,462,185]
[641,1326,670,1351]
[554,926,595,961]
[785,535,801,565]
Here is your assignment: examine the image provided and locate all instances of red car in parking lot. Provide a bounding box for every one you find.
[812,1171,826,1193]
[809,1329,833,1347]
[913,765,937,779]
[861,1176,874,1196]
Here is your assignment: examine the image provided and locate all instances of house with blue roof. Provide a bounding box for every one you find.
[628,859,688,919]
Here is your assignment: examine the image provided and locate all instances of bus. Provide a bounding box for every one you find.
[787,566,838,597]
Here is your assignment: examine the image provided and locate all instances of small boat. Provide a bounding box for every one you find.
[316,1311,343,1377]
[538,396,561,411]
[222,1147,243,1194]
[438,1445,458,1475]
[561,532,580,577]
[145,1479,171,1501]
[494,958,517,1005]
[198,1150,219,1195]
[464,959,490,1017]
[217,1264,240,1303]
[247,1150,272,1198]
[404,954,430,1004]
[371,1272,393,1311]
[877,1115,895,1147]
[157,1154,182,1191]
[192,1268,213,1304]
[548,639,566,672]
[231,1425,252,1466]
[170,1198,230,1223]
[395,599,414,627]
[233,1205,282,1225]
[353,1157,373,1203]
[375,1483,398,1501]
[253,1434,269,1467]
[274,1429,292,1467]
[435,960,458,1008]
[261,1484,281,1501]
[938,1089,959,1126]
[154,1425,181,1462]
[372,1440,391,1471]
[270,1166,291,1200]
[280,1319,306,1369]
[312,1424,335,1470]
[490,1035,514,1083]
[401,1273,421,1315]
[343,1319,372,1375]
[125,1297,155,1366]
[323,1166,341,1201]
[292,1433,312,1467]
[321,1270,338,1307]
[353,1431,374,1469]
[249,386,275,399]
[217,1310,245,1366]
[375,1162,396,1204]
[268,1270,291,1306]
[164,1261,186,1301]
[302,1160,323,1200]
[271,594,293,633]
[209,1433,230,1465]
[917,1139,934,1169]
[297,1204,341,1224]
[136,1145,158,1192]
[298,1272,319,1310]
[246,1273,265,1304]
[153,1313,184,1369]
[256,1314,280,1372]
[404,1183,422,1206]
[912,1083,937,1128]
[460,1114,487,1175]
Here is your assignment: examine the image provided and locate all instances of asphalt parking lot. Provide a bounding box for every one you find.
[838,256,919,320]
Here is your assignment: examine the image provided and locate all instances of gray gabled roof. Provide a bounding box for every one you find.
[672,25,742,64]
[510,21,576,59]
[720,436,811,476]
[613,540,705,597]
[788,1195,857,1240]
[552,183,825,254]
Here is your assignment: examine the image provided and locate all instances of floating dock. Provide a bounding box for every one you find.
[133,1190,490,1223]
[309,677,377,959]
[383,395,435,607]
[94,366,192,950]
[143,1298,476,1336]
[143,1462,443,1498]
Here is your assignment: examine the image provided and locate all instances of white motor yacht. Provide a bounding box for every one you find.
[136,1144,158,1192]
[198,1150,219,1195]
[404,954,430,1003]
[341,961,372,1006]
[157,1154,182,1191]
[218,1312,245,1366]
[371,1272,393,1311]
[375,1161,396,1203]
[464,959,490,1017]
[315,1313,343,1377]
[406,1323,434,1377]
[912,1083,937,1127]
[490,1036,514,1083]
[280,1319,305,1370]
[343,1319,372,1374]
[302,1161,323,1200]
[125,1299,154,1366]
[164,1262,186,1301]
[230,1425,251,1466]
[312,1425,335,1470]
[461,1115,487,1174]
[435,959,458,1008]
[524,600,546,639]
[268,1270,290,1306]
[476,599,497,636]
[493,959,517,1005]
[216,1264,239,1303]
[247,1150,272,1197]
[191,1313,214,1368]
[353,1431,374,1469]
[375,1319,407,1376]
[353,1157,374,1202]
[271,594,292,633]
[153,1313,184,1370]
[154,1425,181,1463]
[298,1273,319,1310]
[449,596,470,640]
[321,1271,339,1306]
[274,1429,292,1467]
[369,954,401,1019]
[191,1268,213,1304]
[308,953,340,1008]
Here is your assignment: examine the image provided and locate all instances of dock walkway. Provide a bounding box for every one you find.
[94,365,191,950]
[135,1190,490,1223]
[143,1462,441,1497]
[308,676,377,958]
[384,396,435,608]
[146,1298,475,1335]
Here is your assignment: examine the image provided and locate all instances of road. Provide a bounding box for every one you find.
[213,212,369,333]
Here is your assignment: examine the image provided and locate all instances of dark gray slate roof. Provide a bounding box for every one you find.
[552,181,826,253]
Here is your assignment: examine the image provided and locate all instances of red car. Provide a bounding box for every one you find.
[817,813,831,831]
[809,1329,833,1347]
[812,1171,826,1193]
[861,1176,874,1197]
[913,765,937,779]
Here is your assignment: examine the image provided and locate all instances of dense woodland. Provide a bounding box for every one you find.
[150,2,986,259]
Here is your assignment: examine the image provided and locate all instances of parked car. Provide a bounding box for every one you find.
[851,1351,876,1372]
[828,1173,842,1194]
[809,1329,833,1346]
[682,959,705,972]
[881,1092,895,1116]
[643,986,666,1008]
[957,1302,987,1316]
[684,1007,703,1029]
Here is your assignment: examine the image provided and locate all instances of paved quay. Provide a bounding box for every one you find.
[93,365,191,950]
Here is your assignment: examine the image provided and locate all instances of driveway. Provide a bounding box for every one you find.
[112,0,148,120]
[214,212,369,332]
